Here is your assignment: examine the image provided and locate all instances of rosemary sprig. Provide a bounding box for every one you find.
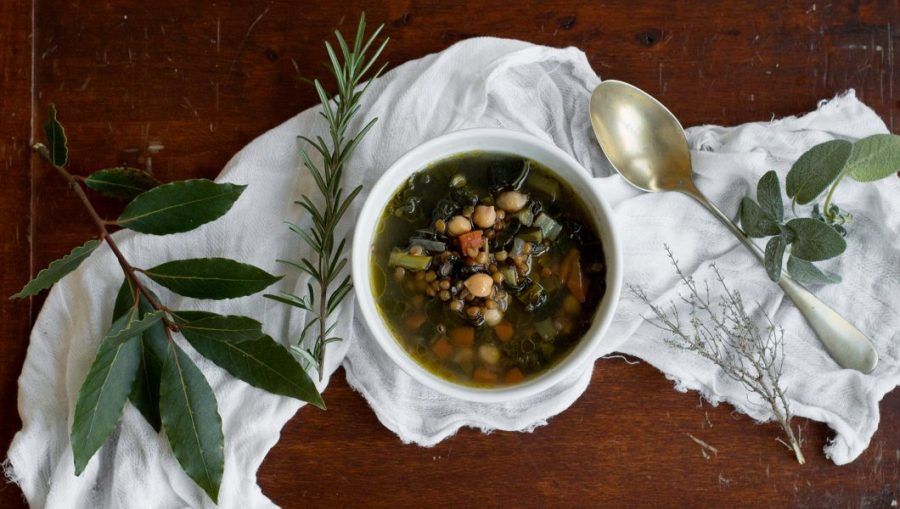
[266,14,388,380]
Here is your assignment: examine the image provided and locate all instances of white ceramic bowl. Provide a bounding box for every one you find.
[352,128,622,403]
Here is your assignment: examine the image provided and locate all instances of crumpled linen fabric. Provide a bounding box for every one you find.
[6,37,898,508]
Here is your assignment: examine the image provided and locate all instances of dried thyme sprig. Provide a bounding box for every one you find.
[265,14,388,380]
[631,246,805,464]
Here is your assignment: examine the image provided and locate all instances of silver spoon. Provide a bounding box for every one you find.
[589,79,878,374]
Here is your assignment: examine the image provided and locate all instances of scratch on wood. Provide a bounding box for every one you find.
[687,433,719,459]
[888,23,894,131]
[228,7,270,74]
[216,18,221,53]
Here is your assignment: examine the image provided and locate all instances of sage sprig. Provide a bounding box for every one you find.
[740,133,899,284]
[265,14,387,379]
[16,105,323,503]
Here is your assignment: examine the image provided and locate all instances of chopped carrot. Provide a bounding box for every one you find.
[457,230,483,253]
[504,368,525,384]
[404,313,427,331]
[494,321,515,343]
[449,326,475,347]
[559,248,578,283]
[473,367,498,384]
[563,250,587,303]
[431,337,452,360]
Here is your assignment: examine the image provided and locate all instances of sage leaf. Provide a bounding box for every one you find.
[786,218,846,261]
[764,235,786,282]
[143,258,282,299]
[845,134,900,182]
[44,103,68,167]
[180,325,324,408]
[175,313,264,343]
[71,315,143,474]
[786,256,842,285]
[739,198,779,238]
[785,139,852,204]
[117,179,246,235]
[85,167,160,200]
[11,239,100,299]
[113,279,167,431]
[160,342,224,503]
[756,170,784,221]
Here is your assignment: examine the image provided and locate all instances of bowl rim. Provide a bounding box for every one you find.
[351,127,623,403]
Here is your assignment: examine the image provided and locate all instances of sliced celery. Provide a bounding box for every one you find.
[389,251,432,271]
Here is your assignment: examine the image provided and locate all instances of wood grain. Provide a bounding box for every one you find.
[2,0,898,507]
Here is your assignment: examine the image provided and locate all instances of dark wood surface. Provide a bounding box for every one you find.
[2,1,898,507]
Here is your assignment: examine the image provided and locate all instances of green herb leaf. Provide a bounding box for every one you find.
[175,313,264,343]
[143,258,281,299]
[113,279,167,431]
[756,170,784,222]
[107,309,165,345]
[85,167,160,200]
[785,139,852,204]
[180,324,324,408]
[739,198,780,238]
[11,239,100,299]
[764,235,786,282]
[159,342,224,503]
[786,218,846,261]
[44,104,68,167]
[845,134,900,182]
[786,256,842,285]
[117,179,246,235]
[71,315,143,474]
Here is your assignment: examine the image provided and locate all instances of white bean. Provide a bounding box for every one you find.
[496,191,528,212]
[473,205,497,228]
[478,344,501,364]
[464,273,494,298]
[447,215,472,236]
[483,308,503,327]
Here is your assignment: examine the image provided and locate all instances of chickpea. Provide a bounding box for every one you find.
[484,299,498,310]
[496,209,506,220]
[495,250,508,262]
[466,306,483,319]
[447,215,472,236]
[393,267,406,280]
[496,190,528,212]
[439,280,451,290]
[473,205,497,229]
[439,290,451,301]
[426,287,436,297]
[449,300,464,312]
[466,248,479,258]
[425,271,437,282]
[434,219,447,234]
[475,252,489,265]
[464,273,494,298]
[492,271,504,284]
[410,244,424,256]
[478,344,501,364]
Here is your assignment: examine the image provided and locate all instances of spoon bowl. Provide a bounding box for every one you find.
[589,81,693,194]
[589,79,878,374]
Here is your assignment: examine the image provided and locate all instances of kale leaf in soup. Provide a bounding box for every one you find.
[370,152,606,387]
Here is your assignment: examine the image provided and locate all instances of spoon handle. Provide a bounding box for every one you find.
[681,189,879,374]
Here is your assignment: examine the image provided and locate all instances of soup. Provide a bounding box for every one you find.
[370,153,606,387]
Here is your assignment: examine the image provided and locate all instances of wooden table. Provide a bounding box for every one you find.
[2,1,898,507]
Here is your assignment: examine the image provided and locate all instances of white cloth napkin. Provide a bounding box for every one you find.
[6,37,899,508]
